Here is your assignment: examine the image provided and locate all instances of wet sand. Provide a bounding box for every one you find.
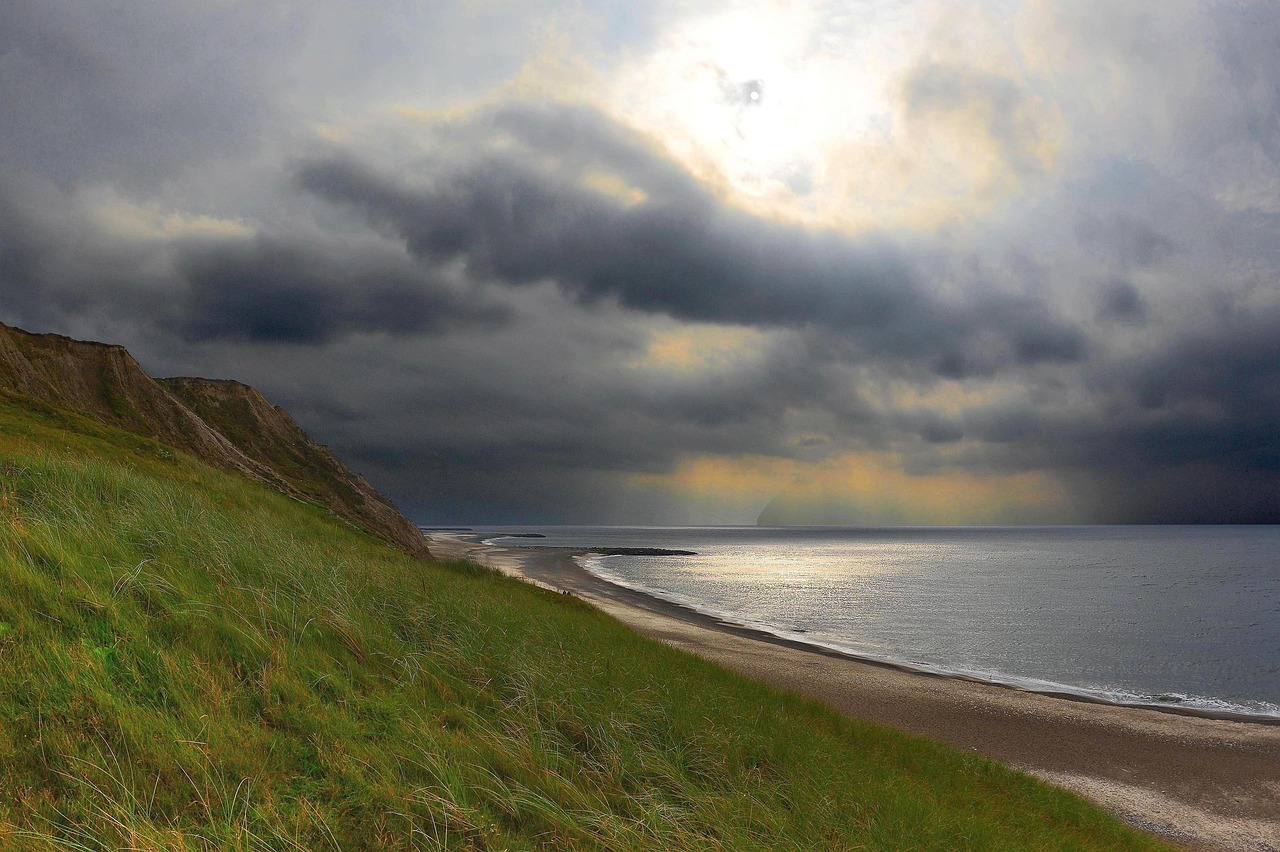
[430,533,1280,851]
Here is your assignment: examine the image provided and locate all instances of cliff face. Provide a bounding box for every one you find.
[0,324,263,473]
[0,323,429,557]
[159,377,430,558]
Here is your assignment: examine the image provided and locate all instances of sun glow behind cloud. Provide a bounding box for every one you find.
[603,0,1063,232]
[630,325,770,372]
[382,0,1065,235]
[610,2,899,220]
[83,188,254,242]
[621,451,1074,526]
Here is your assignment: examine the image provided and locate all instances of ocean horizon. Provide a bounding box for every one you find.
[468,525,1280,720]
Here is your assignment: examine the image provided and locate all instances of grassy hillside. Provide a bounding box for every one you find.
[0,390,1167,850]
[157,376,429,558]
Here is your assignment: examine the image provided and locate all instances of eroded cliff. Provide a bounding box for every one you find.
[0,323,429,557]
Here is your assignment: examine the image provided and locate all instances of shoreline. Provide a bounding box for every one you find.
[470,536,1280,726]
[575,551,1280,726]
[430,531,1280,851]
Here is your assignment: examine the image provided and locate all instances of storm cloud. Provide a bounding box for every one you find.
[297,103,1086,375]
[179,238,510,343]
[2,0,1279,524]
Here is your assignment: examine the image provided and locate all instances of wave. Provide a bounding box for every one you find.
[578,554,1280,724]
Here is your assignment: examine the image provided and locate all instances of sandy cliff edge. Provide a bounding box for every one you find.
[0,323,429,558]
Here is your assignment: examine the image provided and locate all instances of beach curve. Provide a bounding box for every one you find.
[429,532,1280,852]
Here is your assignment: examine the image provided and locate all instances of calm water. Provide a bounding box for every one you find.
[474,526,1280,718]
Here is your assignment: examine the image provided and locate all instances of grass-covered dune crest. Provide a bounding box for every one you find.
[0,391,1168,849]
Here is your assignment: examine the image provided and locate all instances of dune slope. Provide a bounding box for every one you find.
[0,391,1167,849]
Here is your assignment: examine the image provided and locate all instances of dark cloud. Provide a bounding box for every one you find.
[1128,310,1280,467]
[915,415,965,445]
[418,288,1280,521]
[0,173,509,345]
[950,306,1280,523]
[178,238,510,343]
[0,173,166,330]
[1096,279,1146,324]
[297,103,1086,376]
[0,177,52,314]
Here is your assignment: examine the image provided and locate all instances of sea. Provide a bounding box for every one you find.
[471,525,1280,720]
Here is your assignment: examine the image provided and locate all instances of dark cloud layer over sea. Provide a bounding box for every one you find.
[2,0,1278,524]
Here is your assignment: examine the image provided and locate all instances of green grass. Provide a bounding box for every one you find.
[0,391,1170,850]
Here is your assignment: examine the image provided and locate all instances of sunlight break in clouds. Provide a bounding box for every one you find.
[630,325,771,372]
[606,0,1062,231]
[621,451,1074,526]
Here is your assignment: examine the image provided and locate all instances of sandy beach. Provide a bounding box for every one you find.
[429,532,1280,852]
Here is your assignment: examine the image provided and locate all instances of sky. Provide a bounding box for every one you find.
[2,0,1279,525]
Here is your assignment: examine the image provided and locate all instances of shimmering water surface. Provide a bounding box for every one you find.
[472,526,1280,717]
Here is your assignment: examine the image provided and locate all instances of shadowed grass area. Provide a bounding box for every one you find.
[0,392,1170,849]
